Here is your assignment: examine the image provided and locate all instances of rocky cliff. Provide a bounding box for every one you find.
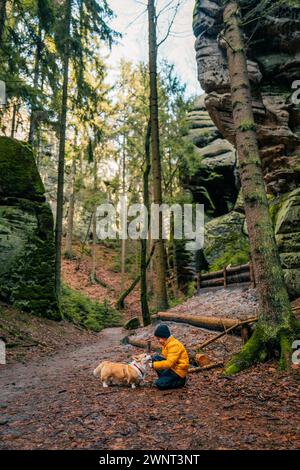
[184,96,250,272]
[0,137,59,318]
[192,0,300,298]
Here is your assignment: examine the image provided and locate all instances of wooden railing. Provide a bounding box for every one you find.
[196,261,256,290]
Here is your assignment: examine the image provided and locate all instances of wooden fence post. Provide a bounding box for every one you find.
[249,259,256,288]
[223,266,227,288]
[197,272,201,291]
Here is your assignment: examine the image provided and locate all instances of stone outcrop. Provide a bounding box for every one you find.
[193,0,300,196]
[0,137,59,318]
[183,96,250,272]
[184,95,238,217]
[192,0,300,298]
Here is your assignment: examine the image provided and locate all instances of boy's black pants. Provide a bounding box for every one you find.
[152,354,186,390]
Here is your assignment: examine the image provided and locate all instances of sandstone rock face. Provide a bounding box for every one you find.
[0,137,59,318]
[193,1,300,298]
[184,95,239,216]
[193,0,300,196]
[274,188,300,298]
[204,211,249,271]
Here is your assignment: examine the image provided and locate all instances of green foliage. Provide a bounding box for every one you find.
[0,137,44,199]
[208,238,250,272]
[60,285,121,332]
[238,120,257,132]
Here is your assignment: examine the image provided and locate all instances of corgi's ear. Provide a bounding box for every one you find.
[132,355,139,361]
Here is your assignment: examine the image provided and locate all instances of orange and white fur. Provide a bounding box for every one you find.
[93,353,152,388]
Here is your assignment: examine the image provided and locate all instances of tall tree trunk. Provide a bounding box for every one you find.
[148,0,168,311]
[11,102,17,138]
[170,211,179,297]
[90,156,98,284]
[140,120,151,325]
[29,22,42,145]
[121,134,126,292]
[65,152,76,258]
[223,1,296,374]
[0,0,7,46]
[117,244,156,310]
[54,0,72,299]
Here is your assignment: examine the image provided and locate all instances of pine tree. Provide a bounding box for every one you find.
[222,1,297,374]
[148,0,168,311]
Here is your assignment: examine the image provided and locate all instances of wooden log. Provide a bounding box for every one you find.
[152,312,246,332]
[200,263,250,281]
[196,317,258,350]
[227,272,251,284]
[200,270,224,281]
[123,336,161,352]
[188,361,224,373]
[200,272,250,288]
[200,277,225,288]
[226,263,249,274]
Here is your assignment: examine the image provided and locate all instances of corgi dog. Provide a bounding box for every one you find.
[93,353,152,388]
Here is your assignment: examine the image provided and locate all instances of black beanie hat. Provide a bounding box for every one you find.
[154,324,171,338]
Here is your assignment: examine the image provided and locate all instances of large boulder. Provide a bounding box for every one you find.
[0,137,59,318]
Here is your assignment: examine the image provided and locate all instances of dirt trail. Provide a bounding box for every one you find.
[1,326,299,450]
[0,328,125,403]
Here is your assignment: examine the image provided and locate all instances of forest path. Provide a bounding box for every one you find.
[0,327,299,450]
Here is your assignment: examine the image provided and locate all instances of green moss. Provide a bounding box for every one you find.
[279,332,293,370]
[60,285,121,332]
[224,318,296,376]
[244,191,268,206]
[124,317,141,330]
[0,137,45,201]
[208,233,250,272]
[0,201,58,319]
[237,120,257,132]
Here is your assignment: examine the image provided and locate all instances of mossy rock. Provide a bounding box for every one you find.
[0,137,45,201]
[0,200,59,319]
[124,317,141,330]
[280,253,300,270]
[203,211,250,270]
[276,232,300,253]
[282,269,300,300]
[0,138,59,319]
[275,188,300,235]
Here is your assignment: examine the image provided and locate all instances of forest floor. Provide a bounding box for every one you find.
[0,326,299,450]
[62,242,148,321]
[1,245,300,450]
[1,287,300,450]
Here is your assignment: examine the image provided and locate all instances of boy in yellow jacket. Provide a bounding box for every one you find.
[152,324,189,390]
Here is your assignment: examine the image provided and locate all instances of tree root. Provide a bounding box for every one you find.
[223,323,297,375]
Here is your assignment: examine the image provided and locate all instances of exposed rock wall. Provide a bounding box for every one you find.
[192,1,300,297]
[184,96,250,272]
[0,137,59,318]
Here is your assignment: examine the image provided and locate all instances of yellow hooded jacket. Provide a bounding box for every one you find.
[153,336,189,378]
